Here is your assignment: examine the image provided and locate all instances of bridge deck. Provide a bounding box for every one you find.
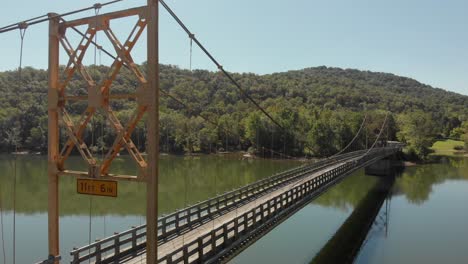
[124,159,351,263]
[69,147,402,263]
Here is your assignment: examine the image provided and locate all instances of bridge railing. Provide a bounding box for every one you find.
[70,147,398,263]
[159,147,398,263]
[70,224,147,264]
[154,150,369,239]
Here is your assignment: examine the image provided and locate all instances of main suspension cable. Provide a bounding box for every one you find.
[159,0,285,132]
[360,112,389,159]
[162,88,297,158]
[0,0,304,157]
[15,10,297,160]
[0,14,48,31]
[328,114,367,159]
[0,0,125,34]
[159,0,311,156]
[1,0,311,156]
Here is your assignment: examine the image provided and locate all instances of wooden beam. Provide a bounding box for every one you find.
[62,6,146,28]
[146,0,159,263]
[47,13,60,264]
[59,170,144,182]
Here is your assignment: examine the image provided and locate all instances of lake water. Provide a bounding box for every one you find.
[0,154,299,264]
[355,156,468,264]
[232,155,468,264]
[0,154,466,263]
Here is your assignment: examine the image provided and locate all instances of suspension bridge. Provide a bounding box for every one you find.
[69,145,401,264]
[0,1,404,264]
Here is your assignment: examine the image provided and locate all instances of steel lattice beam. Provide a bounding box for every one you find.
[48,4,159,263]
[51,7,151,180]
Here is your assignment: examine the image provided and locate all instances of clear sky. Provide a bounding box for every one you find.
[0,0,467,95]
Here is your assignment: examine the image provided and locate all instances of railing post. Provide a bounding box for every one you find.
[71,247,79,264]
[114,232,120,257]
[131,227,137,256]
[185,209,191,227]
[244,214,248,231]
[223,224,228,245]
[234,218,239,237]
[197,237,204,262]
[95,239,102,263]
[161,218,166,236]
[253,209,257,226]
[211,230,216,251]
[175,212,180,229]
[183,246,189,263]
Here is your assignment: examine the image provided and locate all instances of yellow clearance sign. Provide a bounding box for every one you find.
[77,179,118,197]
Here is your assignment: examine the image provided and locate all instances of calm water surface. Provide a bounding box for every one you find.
[0,154,299,264]
[355,156,468,264]
[0,155,466,264]
[231,156,468,264]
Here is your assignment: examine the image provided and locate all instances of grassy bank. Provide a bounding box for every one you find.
[431,139,465,156]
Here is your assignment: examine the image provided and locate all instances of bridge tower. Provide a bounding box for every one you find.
[47,1,159,263]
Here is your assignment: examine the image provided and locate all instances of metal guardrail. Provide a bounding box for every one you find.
[70,147,401,263]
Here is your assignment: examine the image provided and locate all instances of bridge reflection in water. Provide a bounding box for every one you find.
[311,159,403,264]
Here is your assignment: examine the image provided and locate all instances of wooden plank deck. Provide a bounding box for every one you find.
[124,159,354,264]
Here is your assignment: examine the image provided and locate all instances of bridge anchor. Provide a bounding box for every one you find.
[364,158,404,177]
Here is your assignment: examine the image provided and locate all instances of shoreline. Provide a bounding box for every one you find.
[2,150,311,162]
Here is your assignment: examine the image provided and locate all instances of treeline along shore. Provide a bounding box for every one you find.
[0,64,467,159]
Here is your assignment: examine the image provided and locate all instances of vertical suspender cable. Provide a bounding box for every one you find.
[96,3,107,241]
[183,169,188,246]
[137,129,144,264]
[283,134,286,159]
[0,191,5,264]
[185,37,191,244]
[12,147,17,264]
[225,129,228,153]
[87,198,92,264]
[135,128,143,264]
[13,23,28,264]
[271,131,274,158]
[88,67,95,264]
[88,6,101,262]
[365,119,368,149]
[213,171,216,232]
[189,35,193,71]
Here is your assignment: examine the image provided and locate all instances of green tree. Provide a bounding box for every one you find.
[461,121,468,151]
[397,111,438,159]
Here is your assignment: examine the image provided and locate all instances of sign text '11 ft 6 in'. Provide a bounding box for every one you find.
[77,179,118,197]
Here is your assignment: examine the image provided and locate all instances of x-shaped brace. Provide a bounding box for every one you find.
[57,27,98,171]
[56,15,149,178]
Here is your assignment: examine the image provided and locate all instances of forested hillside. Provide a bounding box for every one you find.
[0,64,466,158]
